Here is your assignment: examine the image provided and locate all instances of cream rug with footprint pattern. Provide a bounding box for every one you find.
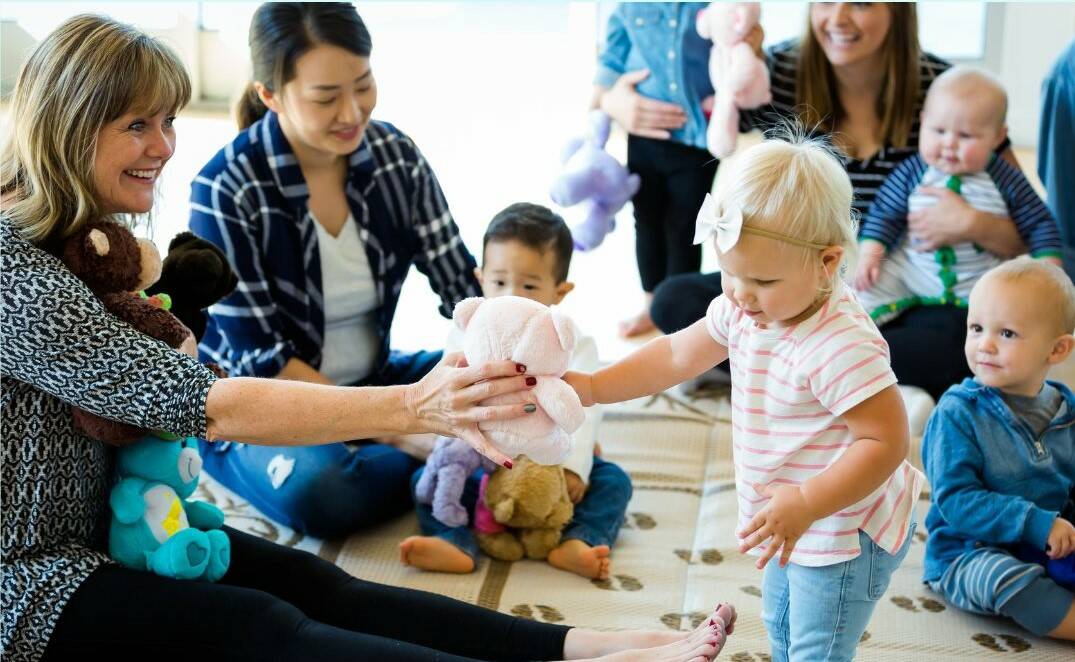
[198,388,1075,660]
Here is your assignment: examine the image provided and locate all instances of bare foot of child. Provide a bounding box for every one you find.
[618,307,656,338]
[399,536,474,573]
[548,539,611,579]
[566,603,735,659]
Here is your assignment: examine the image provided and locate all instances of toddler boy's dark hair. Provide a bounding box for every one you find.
[482,203,574,283]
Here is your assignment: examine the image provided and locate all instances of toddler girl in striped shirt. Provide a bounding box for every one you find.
[566,135,922,662]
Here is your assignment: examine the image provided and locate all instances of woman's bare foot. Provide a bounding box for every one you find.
[713,603,736,635]
[548,540,611,579]
[399,536,475,573]
[564,604,733,659]
[592,631,721,662]
[618,307,656,338]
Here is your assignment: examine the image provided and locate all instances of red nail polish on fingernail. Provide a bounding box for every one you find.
[503,459,514,469]
[525,376,537,386]
[516,364,527,373]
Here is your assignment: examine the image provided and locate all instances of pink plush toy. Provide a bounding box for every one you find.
[697,2,771,158]
[549,110,641,252]
[454,296,585,464]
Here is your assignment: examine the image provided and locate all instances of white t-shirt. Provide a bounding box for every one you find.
[706,282,923,567]
[314,215,381,386]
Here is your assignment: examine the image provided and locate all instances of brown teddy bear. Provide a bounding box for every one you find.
[475,456,574,562]
[60,220,196,445]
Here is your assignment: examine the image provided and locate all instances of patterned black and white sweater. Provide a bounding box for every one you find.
[0,219,218,661]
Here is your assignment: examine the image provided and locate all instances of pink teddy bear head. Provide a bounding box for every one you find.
[697,2,771,158]
[697,2,760,45]
[455,295,576,376]
[453,296,584,465]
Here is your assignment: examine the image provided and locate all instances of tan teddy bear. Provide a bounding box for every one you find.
[475,456,574,562]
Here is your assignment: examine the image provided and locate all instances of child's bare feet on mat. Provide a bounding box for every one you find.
[399,536,474,573]
[564,604,734,660]
[548,540,611,579]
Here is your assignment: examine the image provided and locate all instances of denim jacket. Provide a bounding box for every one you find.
[922,378,1075,582]
[595,2,713,149]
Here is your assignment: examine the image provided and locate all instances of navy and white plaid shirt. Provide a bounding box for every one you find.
[190,111,480,378]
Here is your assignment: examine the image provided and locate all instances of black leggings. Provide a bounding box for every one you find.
[43,527,569,661]
[627,136,719,293]
[650,272,973,401]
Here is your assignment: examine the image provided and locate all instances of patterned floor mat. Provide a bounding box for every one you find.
[198,390,1075,660]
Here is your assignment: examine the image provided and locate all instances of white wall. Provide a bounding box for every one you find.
[0,20,36,96]
[992,3,1075,145]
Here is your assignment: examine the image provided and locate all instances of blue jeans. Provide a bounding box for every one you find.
[761,525,915,662]
[200,350,441,539]
[412,456,633,561]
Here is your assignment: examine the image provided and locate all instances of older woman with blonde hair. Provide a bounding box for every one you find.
[0,14,732,662]
[649,2,1028,401]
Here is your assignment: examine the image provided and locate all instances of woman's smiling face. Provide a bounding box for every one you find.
[263,44,378,160]
[93,110,176,214]
[810,2,892,70]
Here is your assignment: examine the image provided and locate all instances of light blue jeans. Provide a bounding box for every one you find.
[761,525,915,662]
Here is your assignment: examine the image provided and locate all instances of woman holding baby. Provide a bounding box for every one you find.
[650,2,1032,401]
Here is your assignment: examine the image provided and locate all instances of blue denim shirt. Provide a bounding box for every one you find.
[595,2,713,150]
[922,378,1075,582]
[1038,40,1075,258]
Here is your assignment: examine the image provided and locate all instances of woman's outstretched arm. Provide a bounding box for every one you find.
[205,354,533,466]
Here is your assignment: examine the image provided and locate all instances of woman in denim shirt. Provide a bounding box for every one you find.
[191,3,482,539]
[592,3,719,337]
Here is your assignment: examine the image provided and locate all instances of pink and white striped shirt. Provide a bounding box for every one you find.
[706,283,923,567]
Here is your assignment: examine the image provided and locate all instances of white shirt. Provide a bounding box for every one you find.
[314,215,381,386]
[706,282,923,567]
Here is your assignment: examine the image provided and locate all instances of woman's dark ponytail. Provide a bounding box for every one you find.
[235,81,268,130]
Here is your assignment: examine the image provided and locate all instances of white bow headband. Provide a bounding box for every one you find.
[692,193,829,252]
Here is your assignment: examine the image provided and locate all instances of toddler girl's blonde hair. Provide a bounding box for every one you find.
[714,131,858,294]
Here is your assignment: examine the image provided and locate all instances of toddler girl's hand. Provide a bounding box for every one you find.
[562,371,595,407]
[1047,517,1075,559]
[737,483,820,569]
[854,240,885,291]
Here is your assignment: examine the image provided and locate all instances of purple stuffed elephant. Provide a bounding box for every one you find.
[415,436,500,527]
[550,110,641,252]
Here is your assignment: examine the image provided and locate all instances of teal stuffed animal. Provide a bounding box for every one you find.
[109,434,230,581]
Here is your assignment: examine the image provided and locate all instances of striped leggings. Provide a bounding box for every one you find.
[929,546,1074,636]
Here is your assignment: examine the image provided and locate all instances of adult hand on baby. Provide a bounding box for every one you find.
[600,69,687,140]
[406,352,537,468]
[854,240,886,290]
[907,186,975,250]
[1046,517,1075,559]
[737,483,820,569]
